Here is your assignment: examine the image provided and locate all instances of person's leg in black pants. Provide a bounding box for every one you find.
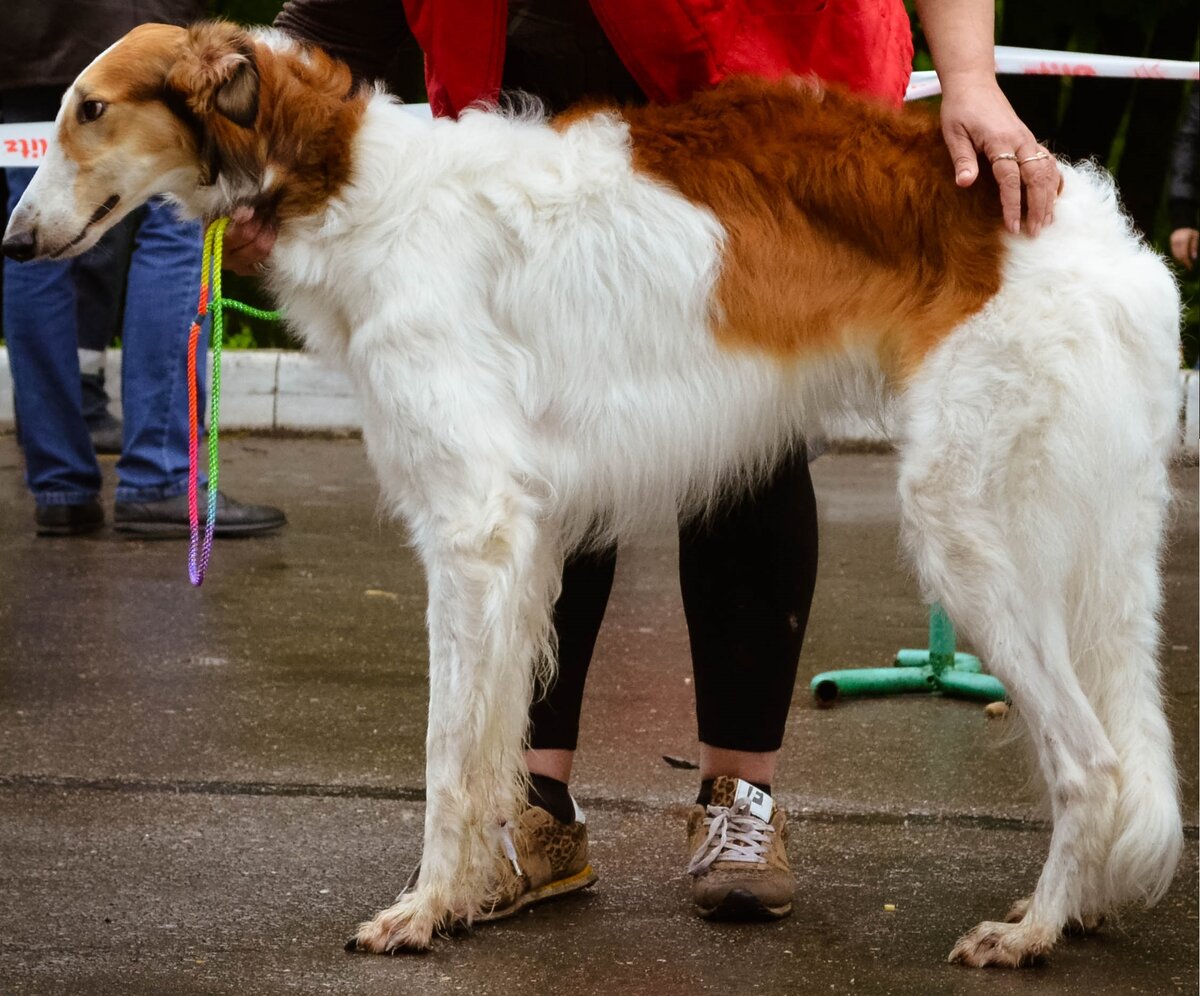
[525,447,818,821]
[681,447,818,799]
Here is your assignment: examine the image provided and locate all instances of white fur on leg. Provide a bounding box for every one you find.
[897,213,1181,966]
[348,404,560,949]
[1005,895,1105,936]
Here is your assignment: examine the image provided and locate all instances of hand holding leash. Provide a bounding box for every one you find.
[222,204,278,275]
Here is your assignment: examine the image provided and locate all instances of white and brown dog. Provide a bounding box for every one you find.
[3,22,1183,966]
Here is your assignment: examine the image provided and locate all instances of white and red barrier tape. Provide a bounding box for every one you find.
[905,45,1198,101]
[0,47,1194,166]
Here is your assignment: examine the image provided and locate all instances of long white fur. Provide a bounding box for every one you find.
[8,51,1183,963]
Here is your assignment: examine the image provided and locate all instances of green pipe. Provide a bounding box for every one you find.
[950,653,984,674]
[811,666,933,705]
[894,649,985,672]
[932,668,1007,703]
[809,603,1007,706]
[928,604,957,672]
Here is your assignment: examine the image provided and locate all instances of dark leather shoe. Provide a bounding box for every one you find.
[114,489,287,537]
[35,499,105,537]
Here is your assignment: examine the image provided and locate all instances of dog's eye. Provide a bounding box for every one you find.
[79,100,106,123]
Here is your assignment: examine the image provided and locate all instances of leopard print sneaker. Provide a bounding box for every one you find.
[686,776,793,919]
[476,803,598,922]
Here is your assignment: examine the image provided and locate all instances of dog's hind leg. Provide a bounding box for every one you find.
[950,613,1119,967]
[349,479,560,953]
[897,371,1126,967]
[901,488,1122,966]
[1003,475,1182,935]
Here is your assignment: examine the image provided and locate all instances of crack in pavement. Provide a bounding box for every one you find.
[3,771,1197,836]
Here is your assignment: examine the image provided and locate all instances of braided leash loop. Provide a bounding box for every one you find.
[186,216,281,586]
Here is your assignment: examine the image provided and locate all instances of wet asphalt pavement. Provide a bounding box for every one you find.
[0,435,1195,995]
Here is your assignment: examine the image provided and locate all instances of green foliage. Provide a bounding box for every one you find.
[208,0,285,26]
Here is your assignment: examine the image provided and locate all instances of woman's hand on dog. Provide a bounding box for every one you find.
[939,76,1061,238]
[223,205,278,276]
[914,0,1060,238]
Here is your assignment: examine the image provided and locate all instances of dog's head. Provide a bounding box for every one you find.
[2,21,263,261]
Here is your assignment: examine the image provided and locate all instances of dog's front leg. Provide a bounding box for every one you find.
[350,486,559,953]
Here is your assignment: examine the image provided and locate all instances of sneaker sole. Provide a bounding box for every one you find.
[697,888,792,921]
[474,864,598,923]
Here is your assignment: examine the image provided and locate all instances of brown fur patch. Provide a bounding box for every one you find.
[610,78,1007,379]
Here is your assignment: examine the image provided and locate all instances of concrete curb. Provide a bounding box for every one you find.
[0,348,1196,457]
[0,347,364,435]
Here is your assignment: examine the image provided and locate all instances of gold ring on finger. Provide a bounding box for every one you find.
[1018,151,1052,165]
[990,152,1019,164]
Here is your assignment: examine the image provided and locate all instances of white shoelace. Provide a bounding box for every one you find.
[498,821,523,877]
[687,799,775,876]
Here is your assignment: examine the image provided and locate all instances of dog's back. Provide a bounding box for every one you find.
[619,79,1008,376]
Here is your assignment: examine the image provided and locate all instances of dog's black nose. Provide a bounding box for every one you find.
[1,228,36,262]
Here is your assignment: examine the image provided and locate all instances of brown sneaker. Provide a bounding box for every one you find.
[476,803,598,922]
[686,776,793,919]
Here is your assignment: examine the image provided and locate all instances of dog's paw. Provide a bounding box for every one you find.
[948,920,1053,968]
[346,894,439,955]
[1005,895,1105,936]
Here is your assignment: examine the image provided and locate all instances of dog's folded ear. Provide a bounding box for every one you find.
[167,21,260,129]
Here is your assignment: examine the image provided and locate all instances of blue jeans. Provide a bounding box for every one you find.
[3,87,208,506]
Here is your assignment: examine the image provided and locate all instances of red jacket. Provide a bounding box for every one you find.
[402,0,914,117]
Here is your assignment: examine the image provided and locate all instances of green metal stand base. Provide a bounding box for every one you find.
[810,604,1007,707]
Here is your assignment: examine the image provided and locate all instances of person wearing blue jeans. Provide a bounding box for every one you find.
[3,85,286,537]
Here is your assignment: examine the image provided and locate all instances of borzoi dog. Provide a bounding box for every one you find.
[3,22,1182,967]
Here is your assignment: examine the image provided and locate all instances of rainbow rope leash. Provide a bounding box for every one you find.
[187,216,280,586]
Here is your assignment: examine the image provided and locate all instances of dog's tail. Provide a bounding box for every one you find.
[1076,536,1183,910]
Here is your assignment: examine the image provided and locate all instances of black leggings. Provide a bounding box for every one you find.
[504,2,820,755]
[528,450,819,753]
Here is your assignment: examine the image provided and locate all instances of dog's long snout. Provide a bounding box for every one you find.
[1,227,37,262]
